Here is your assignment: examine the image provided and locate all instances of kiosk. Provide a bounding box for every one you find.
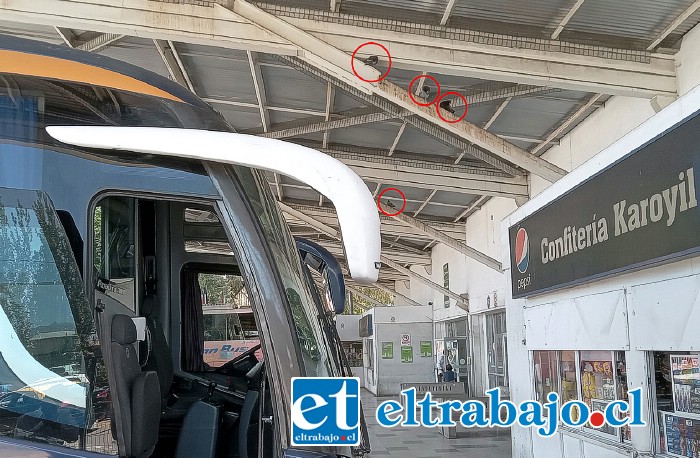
[504,85,700,457]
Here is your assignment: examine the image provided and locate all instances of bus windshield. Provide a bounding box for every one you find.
[233,165,334,378]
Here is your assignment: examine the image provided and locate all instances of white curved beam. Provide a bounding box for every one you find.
[46,126,381,283]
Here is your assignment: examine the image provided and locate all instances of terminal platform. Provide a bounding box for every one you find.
[362,390,512,458]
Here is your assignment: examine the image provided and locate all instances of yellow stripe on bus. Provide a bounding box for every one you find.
[0,50,184,103]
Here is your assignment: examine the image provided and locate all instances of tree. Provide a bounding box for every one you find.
[198,273,246,307]
[345,286,393,314]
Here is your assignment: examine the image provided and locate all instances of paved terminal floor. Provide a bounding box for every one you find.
[362,390,512,457]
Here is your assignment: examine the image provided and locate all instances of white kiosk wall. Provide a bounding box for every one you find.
[361,306,434,396]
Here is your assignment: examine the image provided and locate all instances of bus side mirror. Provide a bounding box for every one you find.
[295,238,345,314]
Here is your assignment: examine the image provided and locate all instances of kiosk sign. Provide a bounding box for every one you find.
[510,113,700,298]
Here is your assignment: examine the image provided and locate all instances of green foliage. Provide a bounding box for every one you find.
[198,273,246,306]
[346,286,393,314]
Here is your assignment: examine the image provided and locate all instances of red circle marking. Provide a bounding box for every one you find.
[341,436,347,441]
[435,91,469,123]
[408,74,441,107]
[589,411,605,428]
[377,187,407,216]
[351,42,392,83]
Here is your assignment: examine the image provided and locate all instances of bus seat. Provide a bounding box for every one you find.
[174,400,220,458]
[141,295,199,421]
[141,295,174,406]
[110,314,161,458]
[238,361,264,458]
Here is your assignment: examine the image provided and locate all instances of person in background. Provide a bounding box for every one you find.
[436,350,445,382]
[443,364,456,382]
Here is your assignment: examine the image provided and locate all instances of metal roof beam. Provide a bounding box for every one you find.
[531,93,603,156]
[451,84,559,108]
[0,0,298,55]
[54,26,76,47]
[381,199,502,272]
[269,6,676,98]
[454,196,491,222]
[551,0,584,40]
[228,1,566,182]
[274,55,552,179]
[483,97,511,130]
[274,173,284,201]
[440,0,458,26]
[648,0,700,50]
[413,189,437,217]
[280,205,425,284]
[76,32,124,52]
[203,98,326,117]
[285,203,466,242]
[153,39,194,91]
[318,147,529,198]
[261,108,391,139]
[388,123,406,157]
[247,50,271,132]
[279,182,479,209]
[4,0,676,97]
[323,82,335,148]
[5,0,560,180]
[320,239,432,265]
[381,257,468,311]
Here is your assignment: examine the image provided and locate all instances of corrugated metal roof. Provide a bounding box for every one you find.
[261,64,328,112]
[421,203,463,219]
[209,104,261,131]
[177,43,258,104]
[490,96,581,138]
[451,0,569,30]
[356,0,450,16]
[0,21,64,44]
[433,190,476,206]
[464,103,497,127]
[333,91,367,112]
[395,125,461,158]
[99,37,169,79]
[329,122,410,150]
[565,0,699,41]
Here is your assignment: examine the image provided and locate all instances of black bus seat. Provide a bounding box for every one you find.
[238,361,264,458]
[141,294,199,419]
[110,314,161,458]
[174,400,220,458]
[111,314,221,458]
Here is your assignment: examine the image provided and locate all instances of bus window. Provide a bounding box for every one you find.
[93,196,136,313]
[198,273,261,367]
[0,189,99,450]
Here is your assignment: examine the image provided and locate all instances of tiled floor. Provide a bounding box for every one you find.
[362,389,512,458]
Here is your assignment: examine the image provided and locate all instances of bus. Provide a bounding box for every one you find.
[0,35,379,458]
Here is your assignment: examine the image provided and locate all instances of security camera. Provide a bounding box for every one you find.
[428,301,433,306]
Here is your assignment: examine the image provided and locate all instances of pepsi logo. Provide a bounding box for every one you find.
[515,228,529,274]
